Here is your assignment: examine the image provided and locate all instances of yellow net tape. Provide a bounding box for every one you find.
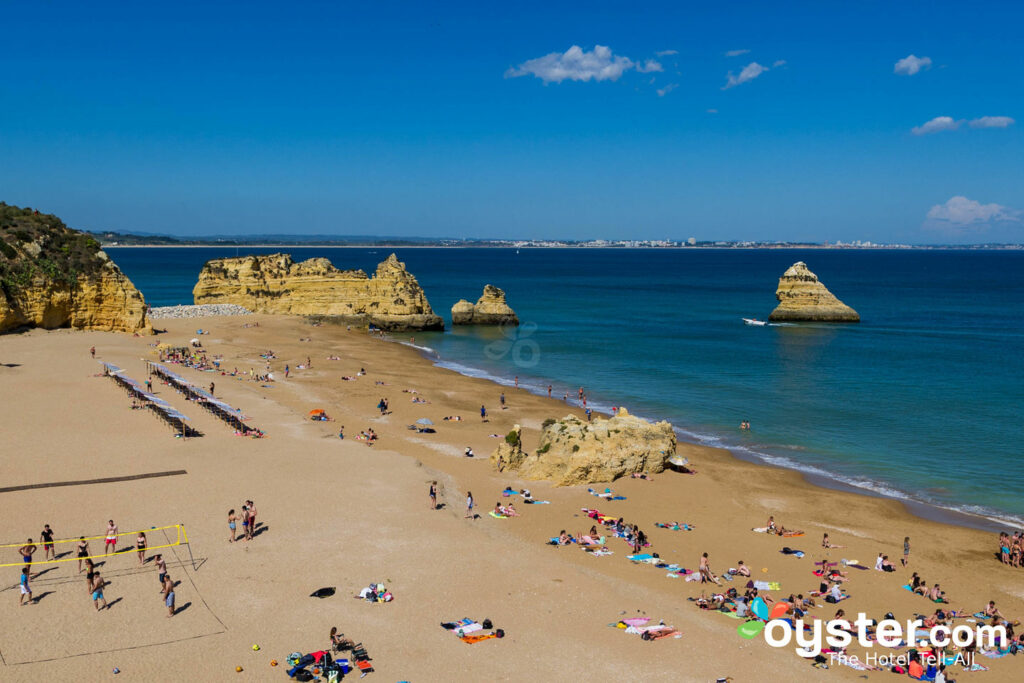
[1,524,186,568]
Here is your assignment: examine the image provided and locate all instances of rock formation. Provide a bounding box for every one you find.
[768,261,859,323]
[0,203,151,334]
[451,284,519,326]
[491,412,676,486]
[192,252,444,331]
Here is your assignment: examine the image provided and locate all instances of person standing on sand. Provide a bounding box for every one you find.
[155,554,167,587]
[515,376,518,388]
[162,573,175,617]
[209,382,215,396]
[19,567,33,605]
[429,481,437,510]
[136,531,147,565]
[480,405,487,421]
[77,537,90,572]
[902,536,911,567]
[104,520,118,556]
[465,492,474,519]
[91,571,108,611]
[90,346,95,358]
[500,393,505,409]
[145,377,152,392]
[228,509,237,542]
[247,500,258,538]
[285,364,289,378]
[41,524,55,561]
[547,385,552,398]
[19,539,37,575]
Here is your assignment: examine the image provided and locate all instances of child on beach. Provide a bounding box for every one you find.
[903,536,911,567]
[430,481,437,510]
[19,567,32,606]
[228,509,236,542]
[465,491,474,518]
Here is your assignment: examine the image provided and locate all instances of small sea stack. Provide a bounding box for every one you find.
[768,261,859,322]
[451,284,519,326]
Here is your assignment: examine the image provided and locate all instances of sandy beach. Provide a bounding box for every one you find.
[1,314,1021,681]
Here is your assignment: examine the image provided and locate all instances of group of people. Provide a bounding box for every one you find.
[997,531,1023,566]
[227,501,259,542]
[16,521,179,617]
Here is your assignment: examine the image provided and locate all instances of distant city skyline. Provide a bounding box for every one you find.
[1,1,1021,244]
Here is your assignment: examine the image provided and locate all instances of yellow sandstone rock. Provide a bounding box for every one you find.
[192,252,444,331]
[451,284,518,326]
[491,414,676,486]
[768,261,859,323]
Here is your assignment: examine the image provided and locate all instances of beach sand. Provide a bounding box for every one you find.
[0,314,1020,681]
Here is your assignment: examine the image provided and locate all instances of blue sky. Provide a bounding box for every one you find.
[1,1,1021,243]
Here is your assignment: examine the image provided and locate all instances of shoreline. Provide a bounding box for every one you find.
[102,244,1022,251]
[391,337,1022,535]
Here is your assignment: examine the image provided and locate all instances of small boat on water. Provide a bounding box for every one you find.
[743,318,767,326]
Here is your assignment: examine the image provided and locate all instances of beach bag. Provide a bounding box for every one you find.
[482,619,493,630]
[495,629,505,638]
[294,671,314,682]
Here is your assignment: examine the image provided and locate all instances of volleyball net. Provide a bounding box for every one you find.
[0,524,187,568]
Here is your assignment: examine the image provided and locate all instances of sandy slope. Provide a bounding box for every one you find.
[0,315,1020,681]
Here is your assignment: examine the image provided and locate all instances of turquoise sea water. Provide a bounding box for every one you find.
[111,247,1024,526]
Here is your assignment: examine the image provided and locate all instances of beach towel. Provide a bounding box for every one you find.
[488,511,509,519]
[460,633,500,644]
[655,523,694,530]
[524,500,550,504]
[587,548,613,557]
[972,612,990,619]
[627,553,655,562]
[780,547,805,558]
[621,618,650,627]
[753,581,780,591]
[751,527,770,533]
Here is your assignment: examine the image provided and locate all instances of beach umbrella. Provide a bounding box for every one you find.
[667,455,689,468]
[415,418,434,426]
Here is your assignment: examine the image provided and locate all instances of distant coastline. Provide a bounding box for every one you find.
[100,241,1024,250]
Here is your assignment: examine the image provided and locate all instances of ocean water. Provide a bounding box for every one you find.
[111,247,1024,526]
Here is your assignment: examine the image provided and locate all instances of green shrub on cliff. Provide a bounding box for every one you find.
[0,202,105,295]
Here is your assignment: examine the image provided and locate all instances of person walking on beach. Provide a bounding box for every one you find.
[19,539,37,575]
[480,405,487,421]
[465,491,474,519]
[104,520,118,556]
[91,571,108,611]
[162,573,176,617]
[155,554,167,587]
[429,481,437,510]
[547,385,552,398]
[145,377,152,392]
[500,393,506,409]
[902,536,911,567]
[40,524,55,561]
[586,407,592,422]
[515,376,519,388]
[228,509,237,542]
[90,346,95,358]
[285,364,289,378]
[209,381,215,396]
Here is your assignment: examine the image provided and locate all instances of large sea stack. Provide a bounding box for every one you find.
[0,203,151,334]
[451,284,519,326]
[192,252,444,331]
[491,410,676,486]
[768,261,859,323]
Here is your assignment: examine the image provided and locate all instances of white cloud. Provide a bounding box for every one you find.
[894,54,932,76]
[637,59,664,73]
[656,49,678,56]
[772,59,787,68]
[925,196,1020,230]
[505,45,634,83]
[656,83,678,97]
[725,49,750,57]
[968,116,1015,129]
[911,116,962,135]
[722,62,768,90]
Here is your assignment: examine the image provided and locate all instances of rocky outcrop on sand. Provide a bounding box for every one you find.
[192,252,444,331]
[491,410,676,486]
[0,203,151,334]
[451,284,519,326]
[768,261,859,323]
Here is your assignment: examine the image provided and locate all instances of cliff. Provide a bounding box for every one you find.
[192,252,444,331]
[768,261,860,323]
[491,410,676,486]
[0,203,151,334]
[451,284,519,326]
